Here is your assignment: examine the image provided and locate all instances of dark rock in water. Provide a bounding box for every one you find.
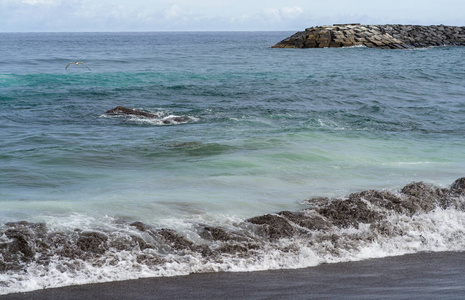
[136,253,164,266]
[451,177,465,194]
[198,225,259,256]
[3,222,46,263]
[157,228,197,251]
[106,106,158,118]
[199,226,233,242]
[130,221,153,232]
[400,182,445,214]
[272,24,465,49]
[317,197,381,228]
[109,234,151,251]
[162,116,192,124]
[47,232,81,258]
[304,177,465,229]
[132,222,205,253]
[1,222,47,271]
[76,232,109,254]
[106,106,196,125]
[278,211,329,231]
[198,225,253,243]
[4,221,47,236]
[217,243,252,255]
[217,243,261,257]
[4,230,35,261]
[348,190,403,213]
[246,214,295,240]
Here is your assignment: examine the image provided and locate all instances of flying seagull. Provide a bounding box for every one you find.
[65,62,91,71]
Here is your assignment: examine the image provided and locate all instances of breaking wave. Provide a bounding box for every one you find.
[1,178,465,295]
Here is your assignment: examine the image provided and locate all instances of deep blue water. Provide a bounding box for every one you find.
[1,32,465,293]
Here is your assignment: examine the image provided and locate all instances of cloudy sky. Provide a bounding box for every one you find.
[1,0,463,32]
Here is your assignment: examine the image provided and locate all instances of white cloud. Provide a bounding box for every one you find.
[263,8,280,21]
[0,0,464,32]
[264,6,303,21]
[21,0,54,5]
[280,6,304,19]
[164,4,181,19]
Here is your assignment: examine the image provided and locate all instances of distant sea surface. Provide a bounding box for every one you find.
[1,32,464,294]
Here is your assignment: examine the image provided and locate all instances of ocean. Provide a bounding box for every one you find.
[1,31,464,295]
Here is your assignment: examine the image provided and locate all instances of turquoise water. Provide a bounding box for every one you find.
[1,32,465,293]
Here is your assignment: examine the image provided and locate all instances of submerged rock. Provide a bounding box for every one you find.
[76,231,109,254]
[278,211,330,231]
[272,24,465,49]
[4,230,35,261]
[246,214,296,240]
[318,197,381,228]
[105,106,196,125]
[451,177,465,194]
[199,226,234,241]
[106,106,159,118]
[130,221,153,232]
[400,182,447,213]
[157,228,197,251]
[304,178,465,228]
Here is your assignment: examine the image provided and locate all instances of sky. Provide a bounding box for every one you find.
[1,0,464,32]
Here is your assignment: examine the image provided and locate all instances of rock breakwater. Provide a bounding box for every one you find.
[272,24,465,49]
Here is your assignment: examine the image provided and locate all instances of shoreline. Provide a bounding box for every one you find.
[3,251,465,299]
[2,178,465,296]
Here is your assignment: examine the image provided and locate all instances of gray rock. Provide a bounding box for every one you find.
[106,106,159,118]
[246,214,296,240]
[272,24,465,49]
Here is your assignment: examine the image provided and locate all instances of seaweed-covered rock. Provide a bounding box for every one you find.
[399,181,445,213]
[1,177,464,285]
[348,190,403,213]
[3,222,47,262]
[76,231,109,254]
[278,211,329,230]
[130,221,153,232]
[317,198,381,228]
[246,214,295,239]
[105,106,196,125]
[4,229,35,261]
[451,177,465,195]
[106,106,158,118]
[199,226,233,242]
[157,228,197,251]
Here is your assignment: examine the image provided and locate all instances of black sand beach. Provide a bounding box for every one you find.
[2,251,464,299]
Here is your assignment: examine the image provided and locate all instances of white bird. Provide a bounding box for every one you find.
[65,62,91,71]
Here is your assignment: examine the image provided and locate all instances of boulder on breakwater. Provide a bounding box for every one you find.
[272,24,465,49]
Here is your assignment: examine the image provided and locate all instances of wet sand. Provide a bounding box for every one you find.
[3,251,464,299]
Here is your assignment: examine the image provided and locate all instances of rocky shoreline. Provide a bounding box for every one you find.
[2,177,465,275]
[272,24,465,49]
